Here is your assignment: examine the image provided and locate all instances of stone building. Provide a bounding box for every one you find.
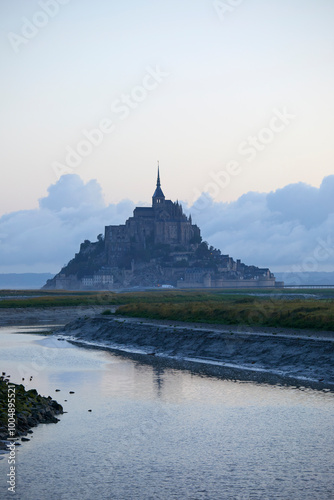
[104,167,201,267]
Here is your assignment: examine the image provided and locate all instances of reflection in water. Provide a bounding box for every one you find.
[0,327,333,500]
[153,366,165,398]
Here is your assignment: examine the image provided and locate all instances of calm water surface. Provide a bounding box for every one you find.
[0,326,333,500]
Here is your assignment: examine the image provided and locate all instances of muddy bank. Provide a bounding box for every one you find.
[0,306,117,327]
[58,315,334,391]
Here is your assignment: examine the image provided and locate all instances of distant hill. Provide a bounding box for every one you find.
[274,272,334,286]
[0,273,54,290]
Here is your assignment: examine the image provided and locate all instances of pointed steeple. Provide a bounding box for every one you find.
[152,161,165,206]
[157,161,161,187]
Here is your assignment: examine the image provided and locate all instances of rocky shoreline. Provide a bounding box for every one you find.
[58,314,334,391]
[0,376,63,449]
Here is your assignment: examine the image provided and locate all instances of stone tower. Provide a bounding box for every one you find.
[104,165,201,267]
[152,164,165,206]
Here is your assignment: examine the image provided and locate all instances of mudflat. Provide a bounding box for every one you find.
[57,314,334,391]
[0,306,117,327]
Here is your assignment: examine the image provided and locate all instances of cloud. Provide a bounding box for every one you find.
[187,175,334,272]
[39,175,105,212]
[0,174,334,273]
[0,175,134,273]
[266,177,334,228]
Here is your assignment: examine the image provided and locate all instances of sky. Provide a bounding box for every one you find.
[0,0,333,273]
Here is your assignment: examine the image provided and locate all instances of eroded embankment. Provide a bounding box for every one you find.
[58,315,334,390]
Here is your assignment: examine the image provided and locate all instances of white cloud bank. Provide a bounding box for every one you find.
[188,175,334,273]
[0,174,333,273]
[0,175,134,273]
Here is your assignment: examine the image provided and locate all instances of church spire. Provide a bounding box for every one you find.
[157,161,161,188]
[152,161,165,206]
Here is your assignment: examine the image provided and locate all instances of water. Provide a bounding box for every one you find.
[0,326,333,500]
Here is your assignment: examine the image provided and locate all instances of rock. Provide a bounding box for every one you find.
[27,389,38,397]
[0,379,63,444]
[27,417,38,427]
[50,400,63,412]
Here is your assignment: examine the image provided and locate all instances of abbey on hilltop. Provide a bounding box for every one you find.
[44,167,281,290]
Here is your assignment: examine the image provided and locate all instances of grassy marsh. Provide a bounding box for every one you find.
[1,288,334,330]
[115,296,334,331]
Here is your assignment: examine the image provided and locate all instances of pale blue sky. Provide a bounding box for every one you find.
[1,0,334,215]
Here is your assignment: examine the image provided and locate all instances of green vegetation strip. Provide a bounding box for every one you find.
[115,299,334,331]
[1,289,334,330]
[0,290,274,308]
[0,290,95,297]
[1,288,334,309]
[0,294,117,308]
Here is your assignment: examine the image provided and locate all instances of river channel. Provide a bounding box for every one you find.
[0,326,333,500]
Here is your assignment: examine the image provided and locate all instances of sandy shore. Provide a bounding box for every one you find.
[57,313,334,391]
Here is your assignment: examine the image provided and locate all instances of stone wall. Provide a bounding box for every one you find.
[177,279,278,288]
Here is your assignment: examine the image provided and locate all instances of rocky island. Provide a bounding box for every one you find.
[44,168,283,290]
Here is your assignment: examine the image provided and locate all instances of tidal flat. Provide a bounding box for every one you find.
[59,313,334,391]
